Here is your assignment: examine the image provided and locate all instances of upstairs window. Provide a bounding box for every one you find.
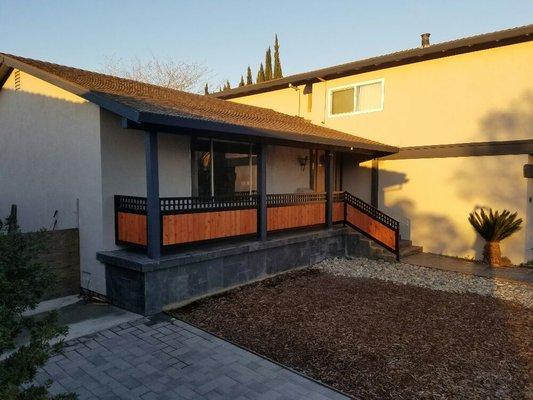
[329,79,383,116]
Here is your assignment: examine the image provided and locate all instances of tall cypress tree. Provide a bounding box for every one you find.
[204,83,209,95]
[246,66,253,85]
[273,34,283,79]
[256,63,265,83]
[224,80,231,91]
[239,76,245,87]
[264,47,273,81]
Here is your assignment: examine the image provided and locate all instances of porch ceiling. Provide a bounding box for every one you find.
[0,52,398,157]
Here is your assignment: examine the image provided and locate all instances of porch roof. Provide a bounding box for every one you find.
[0,52,397,156]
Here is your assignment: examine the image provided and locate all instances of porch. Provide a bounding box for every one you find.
[97,125,400,314]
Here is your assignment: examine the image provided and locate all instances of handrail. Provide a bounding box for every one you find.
[160,194,258,214]
[267,192,326,206]
[343,191,400,260]
[344,192,399,231]
[114,191,401,260]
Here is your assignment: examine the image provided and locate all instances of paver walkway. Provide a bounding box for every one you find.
[37,315,349,400]
[403,252,533,285]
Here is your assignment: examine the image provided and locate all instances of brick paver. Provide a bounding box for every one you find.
[37,316,349,400]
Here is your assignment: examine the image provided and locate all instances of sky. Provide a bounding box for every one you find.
[1,0,532,90]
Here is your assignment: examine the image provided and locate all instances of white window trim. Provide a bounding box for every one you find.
[327,78,385,118]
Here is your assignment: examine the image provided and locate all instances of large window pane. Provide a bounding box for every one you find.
[192,139,256,197]
[331,87,354,115]
[356,82,382,112]
[191,139,212,197]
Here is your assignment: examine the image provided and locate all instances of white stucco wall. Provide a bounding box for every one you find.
[0,71,105,292]
[267,145,312,194]
[0,72,193,296]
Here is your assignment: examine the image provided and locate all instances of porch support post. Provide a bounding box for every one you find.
[371,158,379,208]
[145,130,161,259]
[257,143,267,241]
[325,150,334,229]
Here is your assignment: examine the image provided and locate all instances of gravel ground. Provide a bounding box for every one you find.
[315,257,533,308]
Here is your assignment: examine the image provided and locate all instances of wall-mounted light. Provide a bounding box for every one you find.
[297,155,309,171]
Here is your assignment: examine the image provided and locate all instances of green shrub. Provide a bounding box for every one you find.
[468,208,522,266]
[0,206,75,399]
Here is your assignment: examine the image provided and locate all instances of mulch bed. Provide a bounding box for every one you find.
[171,269,532,399]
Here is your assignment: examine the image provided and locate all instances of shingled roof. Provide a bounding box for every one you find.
[0,53,397,155]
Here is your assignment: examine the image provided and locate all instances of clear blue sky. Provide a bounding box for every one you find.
[1,0,532,89]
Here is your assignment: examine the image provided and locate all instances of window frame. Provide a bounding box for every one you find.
[327,78,384,118]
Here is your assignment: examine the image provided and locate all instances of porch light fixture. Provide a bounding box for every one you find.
[297,155,309,171]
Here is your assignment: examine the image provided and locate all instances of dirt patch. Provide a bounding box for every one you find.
[171,269,532,399]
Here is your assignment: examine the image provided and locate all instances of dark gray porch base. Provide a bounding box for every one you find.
[97,227,383,315]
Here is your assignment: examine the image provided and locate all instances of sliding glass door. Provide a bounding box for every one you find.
[192,138,257,197]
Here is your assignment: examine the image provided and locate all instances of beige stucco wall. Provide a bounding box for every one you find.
[267,145,312,193]
[0,71,105,292]
[379,154,528,264]
[232,41,533,147]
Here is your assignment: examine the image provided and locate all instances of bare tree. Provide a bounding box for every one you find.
[101,55,210,93]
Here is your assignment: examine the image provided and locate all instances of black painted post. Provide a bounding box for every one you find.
[325,150,334,229]
[371,158,379,208]
[145,130,161,259]
[257,143,267,241]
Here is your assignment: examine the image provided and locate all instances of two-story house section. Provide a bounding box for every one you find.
[214,25,533,264]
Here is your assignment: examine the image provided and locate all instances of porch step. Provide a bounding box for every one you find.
[346,232,423,261]
[346,231,396,261]
[399,239,423,258]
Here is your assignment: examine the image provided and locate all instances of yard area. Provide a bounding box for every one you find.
[172,258,533,400]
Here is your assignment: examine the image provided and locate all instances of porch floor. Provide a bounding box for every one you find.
[403,252,533,285]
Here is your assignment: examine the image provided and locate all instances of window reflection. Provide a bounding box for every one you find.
[192,138,257,197]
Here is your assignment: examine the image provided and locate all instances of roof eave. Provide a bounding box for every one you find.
[135,111,398,154]
[213,25,533,100]
[0,54,141,122]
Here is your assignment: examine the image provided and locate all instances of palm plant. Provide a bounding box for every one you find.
[468,208,522,266]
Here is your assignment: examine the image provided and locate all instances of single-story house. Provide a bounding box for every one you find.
[0,53,401,314]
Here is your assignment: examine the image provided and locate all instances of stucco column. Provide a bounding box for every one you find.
[145,130,161,259]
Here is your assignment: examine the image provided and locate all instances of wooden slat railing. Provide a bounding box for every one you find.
[114,191,400,259]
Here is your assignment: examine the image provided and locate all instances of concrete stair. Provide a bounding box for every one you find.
[399,239,423,258]
[345,230,422,262]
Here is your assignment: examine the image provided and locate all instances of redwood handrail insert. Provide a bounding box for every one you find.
[114,191,400,259]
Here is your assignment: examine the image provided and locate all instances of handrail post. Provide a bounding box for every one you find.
[325,150,334,229]
[145,130,161,259]
[257,143,267,241]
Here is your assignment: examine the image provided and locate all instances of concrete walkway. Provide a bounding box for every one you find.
[37,315,349,400]
[403,253,533,285]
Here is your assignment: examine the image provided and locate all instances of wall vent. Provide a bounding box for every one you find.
[14,70,21,90]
